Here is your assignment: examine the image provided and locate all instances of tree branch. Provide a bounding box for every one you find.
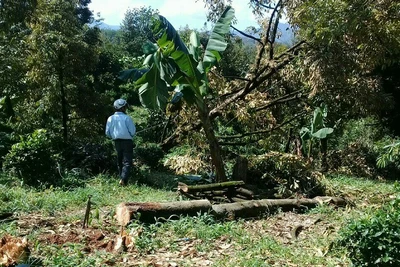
[254,89,305,112]
[217,111,306,140]
[252,0,275,10]
[230,25,262,45]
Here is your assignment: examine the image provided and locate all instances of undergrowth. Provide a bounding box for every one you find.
[0,173,399,266]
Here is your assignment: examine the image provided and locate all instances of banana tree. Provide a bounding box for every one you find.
[300,104,334,160]
[120,6,235,181]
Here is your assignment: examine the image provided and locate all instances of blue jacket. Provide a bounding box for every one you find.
[105,112,136,140]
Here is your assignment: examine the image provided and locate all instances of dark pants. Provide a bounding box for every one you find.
[114,139,133,183]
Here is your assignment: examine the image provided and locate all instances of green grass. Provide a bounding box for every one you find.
[1,173,399,266]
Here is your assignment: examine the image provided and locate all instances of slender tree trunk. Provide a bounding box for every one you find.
[284,128,293,153]
[320,138,328,171]
[58,52,68,142]
[197,103,227,182]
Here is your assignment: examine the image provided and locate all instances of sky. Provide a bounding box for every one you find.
[88,0,260,30]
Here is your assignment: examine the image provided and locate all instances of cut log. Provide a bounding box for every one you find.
[116,200,212,225]
[229,197,248,203]
[235,187,254,199]
[211,197,347,219]
[115,196,347,225]
[178,181,245,193]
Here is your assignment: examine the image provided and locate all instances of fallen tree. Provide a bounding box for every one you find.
[115,196,347,225]
[177,181,253,203]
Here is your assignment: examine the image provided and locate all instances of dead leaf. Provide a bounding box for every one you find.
[0,235,30,267]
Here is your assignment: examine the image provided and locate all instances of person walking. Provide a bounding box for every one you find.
[105,99,136,186]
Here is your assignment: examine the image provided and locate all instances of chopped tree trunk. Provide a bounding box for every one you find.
[211,197,346,219]
[177,181,252,202]
[235,187,254,199]
[116,200,212,225]
[178,181,244,193]
[115,196,347,225]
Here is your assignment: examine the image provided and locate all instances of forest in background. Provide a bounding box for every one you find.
[1,0,400,188]
[1,0,400,266]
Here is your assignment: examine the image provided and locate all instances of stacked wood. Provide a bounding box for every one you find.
[115,196,347,225]
[177,181,254,203]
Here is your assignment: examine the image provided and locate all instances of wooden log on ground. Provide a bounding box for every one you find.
[211,197,347,219]
[235,187,254,199]
[115,196,347,225]
[116,200,212,225]
[178,181,245,193]
[229,197,248,203]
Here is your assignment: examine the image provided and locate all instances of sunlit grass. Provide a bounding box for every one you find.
[0,174,177,216]
[1,173,399,266]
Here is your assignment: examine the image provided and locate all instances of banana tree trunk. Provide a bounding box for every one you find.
[197,103,227,182]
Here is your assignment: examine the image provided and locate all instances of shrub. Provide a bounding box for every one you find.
[331,117,384,150]
[163,145,209,175]
[337,196,400,266]
[2,129,60,186]
[135,142,164,169]
[62,139,116,175]
[247,152,326,198]
[0,125,15,168]
[327,141,400,180]
[326,142,378,178]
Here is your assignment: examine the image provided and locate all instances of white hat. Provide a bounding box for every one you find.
[114,99,128,110]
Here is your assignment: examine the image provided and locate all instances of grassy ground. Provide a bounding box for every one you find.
[0,173,398,266]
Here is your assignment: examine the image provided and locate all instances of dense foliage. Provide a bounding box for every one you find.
[338,195,400,266]
[0,0,399,192]
[247,152,326,198]
[3,129,60,186]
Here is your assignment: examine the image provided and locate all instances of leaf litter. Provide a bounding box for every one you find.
[1,207,349,266]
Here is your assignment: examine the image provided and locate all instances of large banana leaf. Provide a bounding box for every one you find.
[312,127,334,139]
[142,41,158,55]
[311,107,324,133]
[136,65,169,110]
[151,15,188,54]
[151,18,203,96]
[202,6,235,73]
[118,68,148,82]
[170,49,202,88]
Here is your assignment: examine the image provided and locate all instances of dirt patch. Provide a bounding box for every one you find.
[3,209,342,266]
[39,227,116,253]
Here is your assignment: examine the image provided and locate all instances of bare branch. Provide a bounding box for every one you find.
[230,25,262,45]
[209,51,300,119]
[254,89,305,112]
[269,3,282,59]
[251,0,275,10]
[218,112,306,144]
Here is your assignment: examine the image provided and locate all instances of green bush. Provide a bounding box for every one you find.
[337,196,400,266]
[2,129,60,186]
[327,141,400,180]
[326,143,378,178]
[0,125,15,168]
[331,117,384,150]
[247,152,326,198]
[135,142,164,169]
[62,139,116,175]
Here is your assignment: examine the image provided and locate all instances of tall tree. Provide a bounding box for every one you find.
[0,0,36,119]
[25,0,102,141]
[121,6,159,57]
[121,7,235,181]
